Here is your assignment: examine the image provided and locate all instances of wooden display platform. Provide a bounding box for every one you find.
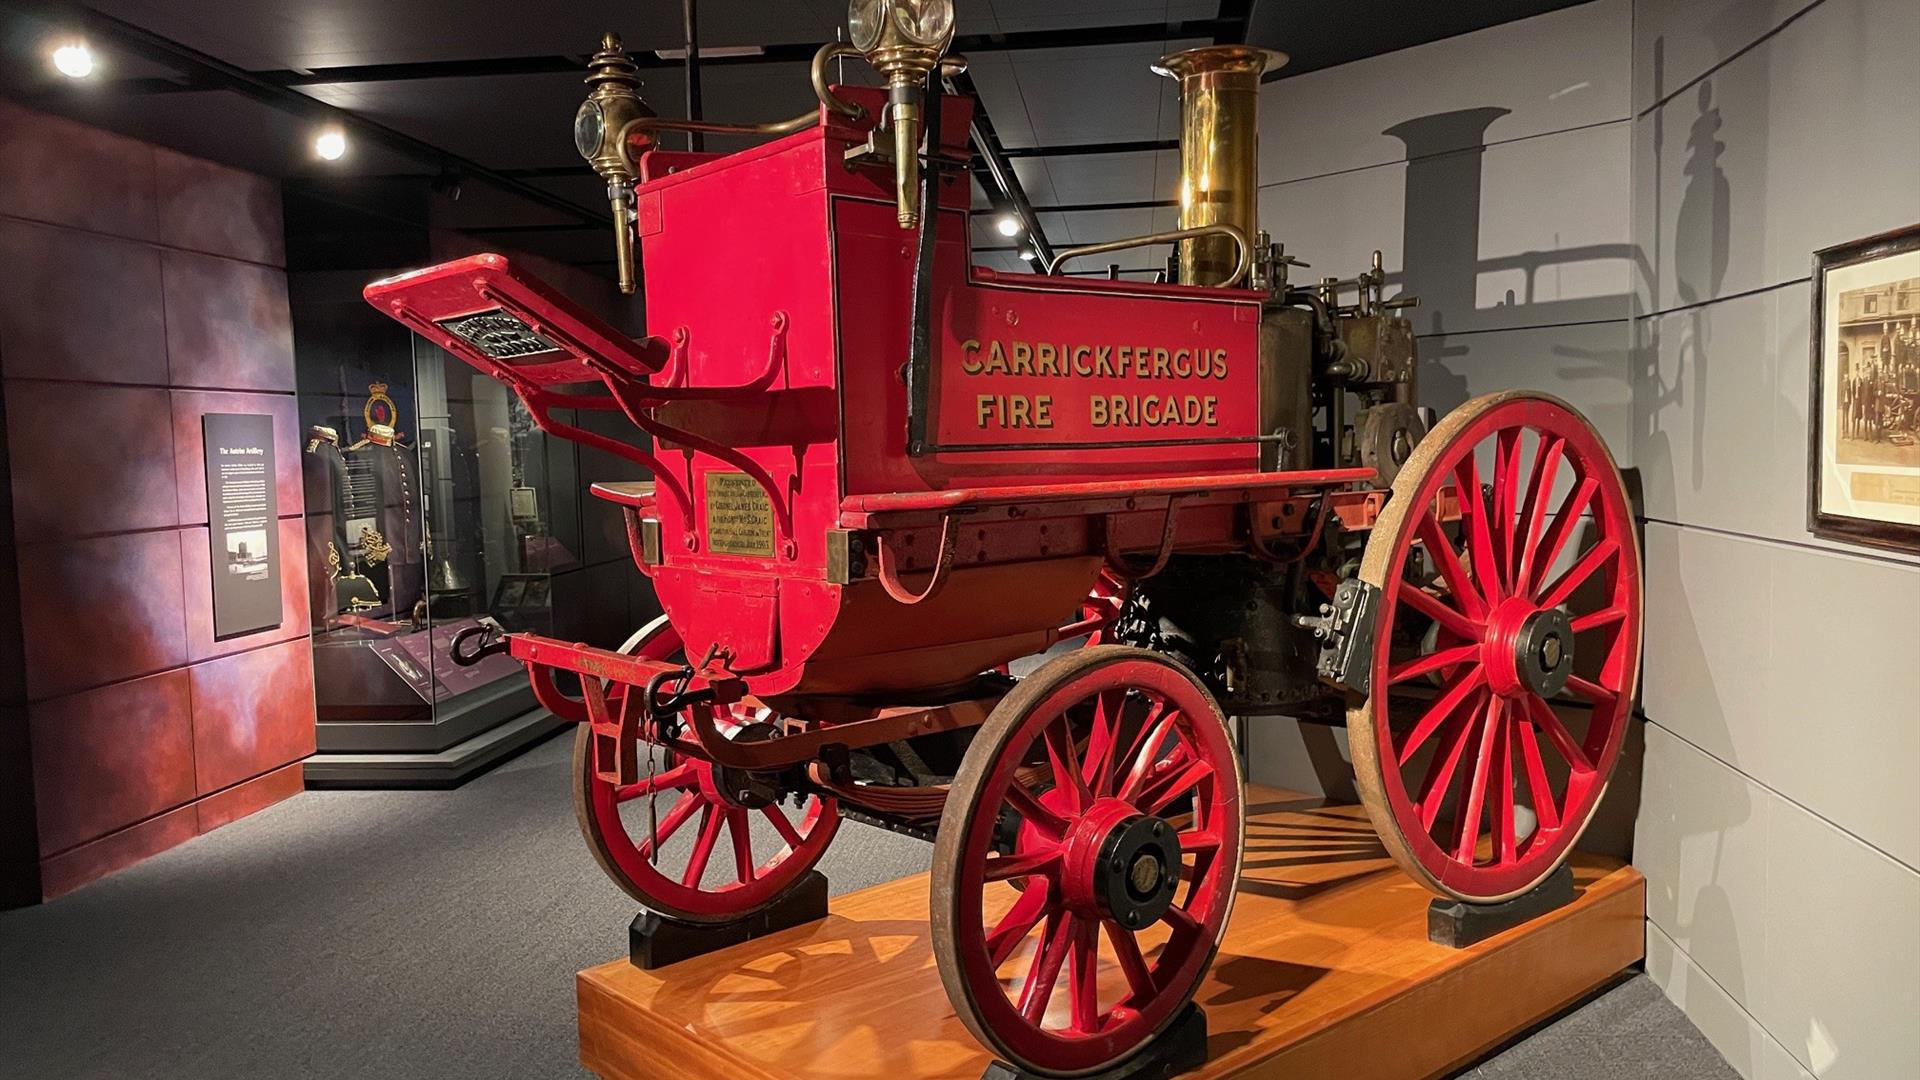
[578,788,1645,1080]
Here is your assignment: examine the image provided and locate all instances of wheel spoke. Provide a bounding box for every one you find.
[1136,756,1214,816]
[1104,920,1154,1001]
[1570,606,1628,634]
[1018,911,1075,1024]
[635,789,702,861]
[760,803,805,849]
[1455,453,1506,604]
[1492,701,1517,865]
[986,879,1054,969]
[682,804,724,887]
[1005,781,1070,838]
[1042,720,1090,811]
[1523,475,1597,600]
[1416,510,1488,619]
[1454,697,1504,863]
[1118,732,1190,806]
[613,762,695,802]
[982,847,1062,883]
[1115,703,1177,795]
[1538,536,1618,611]
[1524,693,1594,774]
[1415,690,1484,831]
[1177,829,1221,854]
[1398,583,1483,642]
[1516,717,1562,832]
[1565,674,1619,708]
[1397,663,1489,765]
[1512,435,1566,594]
[1389,643,1481,687]
[1082,690,1125,797]
[1068,917,1101,1034]
[1159,900,1201,940]
[727,808,756,883]
[1493,428,1525,593]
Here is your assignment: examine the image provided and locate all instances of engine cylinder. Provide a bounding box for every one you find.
[1153,45,1286,287]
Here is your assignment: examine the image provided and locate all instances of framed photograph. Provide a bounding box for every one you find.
[1808,224,1920,553]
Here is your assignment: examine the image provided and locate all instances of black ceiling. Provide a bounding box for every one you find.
[0,0,1592,277]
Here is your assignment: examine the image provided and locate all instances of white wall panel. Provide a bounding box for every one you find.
[1635,0,1920,314]
[1631,0,1821,115]
[1421,320,1634,455]
[1640,522,1920,870]
[1259,0,1631,186]
[1758,792,1920,1080]
[1645,923,1817,1080]
[1261,122,1632,337]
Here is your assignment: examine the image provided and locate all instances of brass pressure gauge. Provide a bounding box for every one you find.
[846,0,956,228]
[577,33,656,294]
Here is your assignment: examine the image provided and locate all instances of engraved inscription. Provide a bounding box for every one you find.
[704,472,775,556]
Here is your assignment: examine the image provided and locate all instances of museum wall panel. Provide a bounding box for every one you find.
[1629,1,1920,1077]
[1242,1,1638,828]
[0,102,314,904]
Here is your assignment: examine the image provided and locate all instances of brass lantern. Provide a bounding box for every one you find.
[574,33,656,294]
[846,0,957,228]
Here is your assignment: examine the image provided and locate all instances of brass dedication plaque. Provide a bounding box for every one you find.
[704,471,775,556]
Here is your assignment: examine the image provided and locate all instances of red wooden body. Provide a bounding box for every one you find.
[366,87,1369,704]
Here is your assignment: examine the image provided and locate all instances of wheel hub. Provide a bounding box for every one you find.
[1483,599,1575,698]
[709,722,782,808]
[1063,806,1181,930]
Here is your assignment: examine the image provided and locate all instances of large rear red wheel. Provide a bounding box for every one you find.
[931,646,1243,1076]
[1349,390,1642,902]
[573,616,839,923]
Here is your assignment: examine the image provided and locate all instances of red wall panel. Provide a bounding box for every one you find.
[154,148,285,268]
[0,219,169,386]
[29,670,195,855]
[0,100,158,242]
[15,529,189,702]
[188,637,317,796]
[169,389,301,526]
[5,381,179,540]
[161,249,297,392]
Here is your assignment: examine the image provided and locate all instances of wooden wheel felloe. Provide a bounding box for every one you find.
[1349,390,1642,902]
[931,646,1244,1077]
[573,616,840,923]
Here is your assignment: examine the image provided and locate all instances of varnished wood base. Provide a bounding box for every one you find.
[578,787,1645,1080]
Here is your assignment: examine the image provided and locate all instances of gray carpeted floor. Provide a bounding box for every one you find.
[0,734,1736,1080]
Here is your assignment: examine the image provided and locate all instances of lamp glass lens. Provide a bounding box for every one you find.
[847,0,886,51]
[574,100,605,159]
[893,0,953,45]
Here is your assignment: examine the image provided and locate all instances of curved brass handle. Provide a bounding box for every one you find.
[1044,225,1253,288]
[811,43,867,119]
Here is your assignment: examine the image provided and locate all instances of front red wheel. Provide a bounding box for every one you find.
[931,647,1243,1077]
[573,616,839,923]
[1349,391,1642,902]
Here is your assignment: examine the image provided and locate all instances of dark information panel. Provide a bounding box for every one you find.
[202,412,283,640]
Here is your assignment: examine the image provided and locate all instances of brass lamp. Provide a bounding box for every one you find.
[574,33,656,294]
[847,0,957,228]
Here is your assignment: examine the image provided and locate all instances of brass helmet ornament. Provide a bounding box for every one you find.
[575,33,655,294]
[846,0,957,228]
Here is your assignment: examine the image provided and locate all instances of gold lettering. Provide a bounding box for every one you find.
[1151,347,1171,378]
[1011,341,1034,376]
[1171,349,1191,377]
[1034,395,1053,427]
[961,339,983,375]
[977,395,995,427]
[1035,342,1057,376]
[1072,345,1093,377]
[985,340,1009,375]
[1090,396,1107,426]
[1204,396,1217,424]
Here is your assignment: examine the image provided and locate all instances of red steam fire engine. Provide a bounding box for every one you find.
[364,3,1642,1074]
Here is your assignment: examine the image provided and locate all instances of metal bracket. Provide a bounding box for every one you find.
[1296,578,1381,695]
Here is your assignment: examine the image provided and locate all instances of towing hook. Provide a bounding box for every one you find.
[450,625,510,667]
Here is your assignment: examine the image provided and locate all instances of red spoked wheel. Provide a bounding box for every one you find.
[1349,390,1642,902]
[932,646,1243,1076]
[573,615,840,923]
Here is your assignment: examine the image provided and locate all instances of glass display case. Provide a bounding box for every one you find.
[292,268,574,783]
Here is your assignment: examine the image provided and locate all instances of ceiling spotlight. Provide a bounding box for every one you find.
[995,214,1022,238]
[50,41,94,79]
[1017,248,1037,262]
[314,128,348,161]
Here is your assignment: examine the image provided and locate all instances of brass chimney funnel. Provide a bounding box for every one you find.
[1153,45,1286,287]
